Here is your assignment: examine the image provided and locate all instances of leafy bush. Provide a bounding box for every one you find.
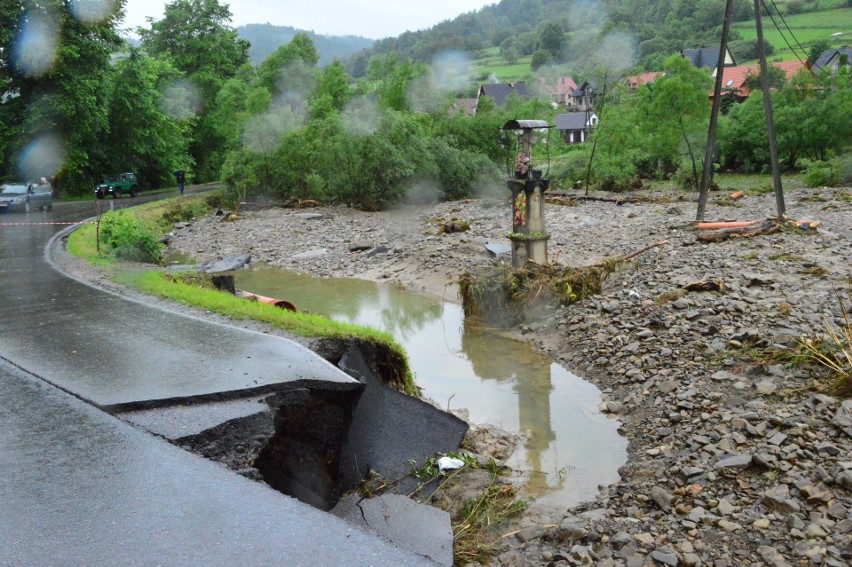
[428,138,501,201]
[98,211,163,264]
[552,148,592,187]
[800,158,836,187]
[204,190,237,210]
[160,200,209,224]
[326,110,434,210]
[833,153,852,185]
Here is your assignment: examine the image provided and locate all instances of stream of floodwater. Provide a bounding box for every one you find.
[235,267,627,512]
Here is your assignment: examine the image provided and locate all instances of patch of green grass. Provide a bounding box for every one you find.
[471,54,534,82]
[769,252,804,261]
[715,173,807,195]
[741,290,851,397]
[66,193,213,264]
[741,252,760,260]
[66,222,113,266]
[65,191,418,396]
[122,270,417,396]
[731,7,852,62]
[799,290,852,397]
[453,479,528,564]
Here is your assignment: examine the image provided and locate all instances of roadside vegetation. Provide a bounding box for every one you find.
[65,193,417,396]
[3,0,850,206]
[755,289,852,397]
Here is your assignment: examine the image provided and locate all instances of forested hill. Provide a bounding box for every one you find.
[347,0,846,75]
[237,23,373,66]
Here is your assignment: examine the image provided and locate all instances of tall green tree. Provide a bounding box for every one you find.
[718,70,852,170]
[1,0,125,192]
[365,51,427,112]
[256,33,319,95]
[139,0,250,181]
[309,60,353,120]
[636,54,711,189]
[105,50,193,188]
[538,21,565,60]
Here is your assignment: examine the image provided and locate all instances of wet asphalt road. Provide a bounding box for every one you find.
[0,192,430,565]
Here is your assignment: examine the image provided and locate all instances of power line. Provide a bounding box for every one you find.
[766,0,814,63]
[758,0,827,82]
[759,0,809,64]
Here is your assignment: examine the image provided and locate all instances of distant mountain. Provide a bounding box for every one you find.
[237,23,374,66]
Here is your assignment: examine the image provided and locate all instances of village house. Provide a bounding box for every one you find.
[452,97,478,116]
[681,46,737,72]
[554,111,598,145]
[624,71,665,91]
[477,82,531,108]
[551,76,578,105]
[565,80,597,111]
[709,60,807,104]
[811,46,852,76]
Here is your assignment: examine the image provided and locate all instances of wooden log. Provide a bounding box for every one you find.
[697,219,779,242]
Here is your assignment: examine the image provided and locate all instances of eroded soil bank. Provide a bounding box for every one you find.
[167,186,852,566]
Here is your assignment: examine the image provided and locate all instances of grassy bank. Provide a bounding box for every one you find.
[66,193,417,396]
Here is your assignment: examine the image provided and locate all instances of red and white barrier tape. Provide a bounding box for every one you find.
[0,221,92,226]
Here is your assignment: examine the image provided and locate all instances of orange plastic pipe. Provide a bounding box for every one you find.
[728,191,744,199]
[238,290,297,311]
[696,221,758,230]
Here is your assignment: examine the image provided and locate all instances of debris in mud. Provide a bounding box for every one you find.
[697,218,781,242]
[460,240,667,327]
[683,280,724,293]
[438,220,471,234]
[460,261,618,327]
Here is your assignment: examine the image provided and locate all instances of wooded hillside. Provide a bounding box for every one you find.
[346,0,852,76]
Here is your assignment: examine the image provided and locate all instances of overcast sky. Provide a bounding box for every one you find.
[122,0,496,39]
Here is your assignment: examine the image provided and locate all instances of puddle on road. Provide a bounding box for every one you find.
[235,267,627,511]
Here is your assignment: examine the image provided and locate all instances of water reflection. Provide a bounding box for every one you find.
[235,267,626,509]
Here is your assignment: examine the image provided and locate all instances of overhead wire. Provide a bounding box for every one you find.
[758,0,823,81]
[758,0,808,62]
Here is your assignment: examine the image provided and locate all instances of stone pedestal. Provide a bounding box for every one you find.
[508,178,550,267]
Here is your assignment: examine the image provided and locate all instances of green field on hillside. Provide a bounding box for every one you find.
[469,7,852,82]
[732,7,852,63]
[472,47,534,81]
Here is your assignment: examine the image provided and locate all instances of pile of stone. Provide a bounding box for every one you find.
[166,186,851,565]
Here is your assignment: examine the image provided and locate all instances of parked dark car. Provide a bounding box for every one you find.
[0,182,53,213]
[95,172,139,199]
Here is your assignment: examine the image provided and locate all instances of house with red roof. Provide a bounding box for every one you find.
[709,60,807,103]
[624,72,665,90]
[551,76,578,105]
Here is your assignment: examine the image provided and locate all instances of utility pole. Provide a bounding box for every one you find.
[754,0,786,218]
[696,0,735,221]
[697,0,786,220]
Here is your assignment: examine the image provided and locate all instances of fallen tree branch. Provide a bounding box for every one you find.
[614,240,669,264]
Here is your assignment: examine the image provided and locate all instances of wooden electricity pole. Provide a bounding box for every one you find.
[697,0,786,220]
[754,0,786,218]
[696,0,735,221]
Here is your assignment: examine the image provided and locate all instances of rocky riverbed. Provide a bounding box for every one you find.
[167,187,852,566]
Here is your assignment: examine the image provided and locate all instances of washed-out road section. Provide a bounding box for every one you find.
[0,194,433,565]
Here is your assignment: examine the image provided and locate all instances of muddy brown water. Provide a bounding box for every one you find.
[235,267,627,513]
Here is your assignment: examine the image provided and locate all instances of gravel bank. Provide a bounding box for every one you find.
[168,187,852,566]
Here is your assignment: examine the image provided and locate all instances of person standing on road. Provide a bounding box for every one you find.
[174,170,186,195]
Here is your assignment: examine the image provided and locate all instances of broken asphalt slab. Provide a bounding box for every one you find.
[333,493,454,566]
[337,350,469,492]
[0,361,433,566]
